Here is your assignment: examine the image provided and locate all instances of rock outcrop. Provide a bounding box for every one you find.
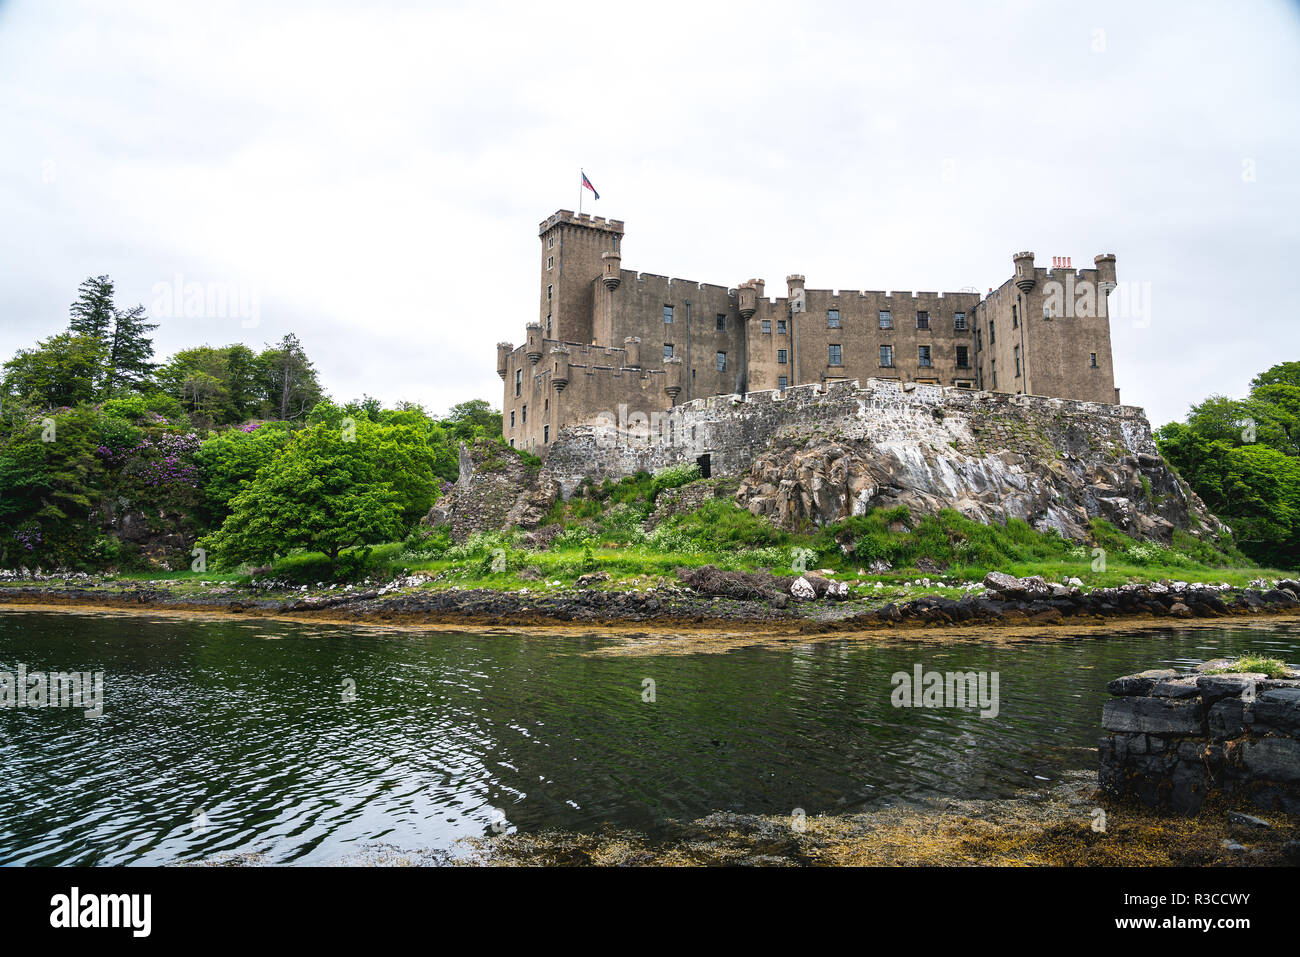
[423,440,556,542]
[728,386,1221,543]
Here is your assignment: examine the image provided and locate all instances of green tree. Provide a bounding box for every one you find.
[443,398,502,440]
[193,422,294,525]
[1157,359,1300,568]
[203,415,436,565]
[103,303,158,395]
[260,333,323,421]
[0,406,108,566]
[68,275,116,343]
[1,333,106,409]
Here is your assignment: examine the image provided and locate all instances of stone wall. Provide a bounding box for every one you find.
[540,377,1223,542]
[1099,661,1300,814]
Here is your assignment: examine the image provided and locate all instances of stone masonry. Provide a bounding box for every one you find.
[500,209,1121,457]
[1100,659,1300,814]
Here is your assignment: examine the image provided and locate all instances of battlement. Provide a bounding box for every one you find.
[505,209,1122,458]
[539,209,625,236]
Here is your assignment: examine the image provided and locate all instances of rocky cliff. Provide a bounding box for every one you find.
[541,379,1226,545]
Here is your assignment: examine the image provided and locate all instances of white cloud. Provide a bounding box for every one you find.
[1,0,1298,425]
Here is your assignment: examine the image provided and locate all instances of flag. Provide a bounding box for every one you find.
[581,171,599,200]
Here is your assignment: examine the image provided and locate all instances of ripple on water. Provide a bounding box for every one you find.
[0,610,1296,864]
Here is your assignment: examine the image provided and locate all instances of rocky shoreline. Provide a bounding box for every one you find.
[1,570,1299,633]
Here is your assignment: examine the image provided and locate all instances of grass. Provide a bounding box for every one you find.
[12,478,1290,595]
[203,499,1288,600]
[1204,655,1292,678]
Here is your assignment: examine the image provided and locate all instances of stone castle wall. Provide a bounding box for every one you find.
[1100,661,1300,814]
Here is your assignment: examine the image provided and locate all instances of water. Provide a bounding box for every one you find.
[0,609,1296,865]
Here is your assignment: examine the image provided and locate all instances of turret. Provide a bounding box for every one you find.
[1094,253,1117,292]
[550,346,570,392]
[664,356,683,404]
[1013,252,1036,292]
[737,278,764,320]
[525,323,543,365]
[602,250,622,290]
[496,342,512,380]
[786,274,806,313]
[623,336,641,369]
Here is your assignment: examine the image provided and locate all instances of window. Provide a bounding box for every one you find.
[956,380,973,390]
[778,376,788,390]
[777,349,787,365]
[879,310,892,329]
[509,439,514,447]
[1014,345,1021,377]
[514,369,522,397]
[510,410,516,428]
[544,425,549,443]
[546,255,554,270]
[880,345,894,367]
[762,319,771,334]
[547,284,552,300]
[716,314,727,332]
[664,343,674,359]
[956,345,969,368]
[716,351,727,372]
[954,312,967,331]
[991,359,998,388]
[916,311,930,330]
[989,320,995,345]
[546,313,551,336]
[918,345,932,367]
[777,319,787,334]
[547,235,555,249]
[663,305,674,323]
[827,309,841,328]
[522,404,527,424]
[1090,352,1098,368]
[1012,305,1018,328]
[828,344,842,366]
[1043,303,1052,319]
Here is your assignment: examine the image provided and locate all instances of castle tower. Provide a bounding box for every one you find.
[602,250,622,290]
[1013,251,1036,292]
[496,342,512,379]
[664,356,682,404]
[1094,253,1117,293]
[538,209,625,345]
[786,274,806,314]
[737,279,764,320]
[525,322,543,365]
[550,346,570,393]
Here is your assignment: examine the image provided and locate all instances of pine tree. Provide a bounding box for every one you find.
[104,303,158,395]
[68,275,116,343]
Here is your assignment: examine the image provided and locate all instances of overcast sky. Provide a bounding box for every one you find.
[1,0,1297,427]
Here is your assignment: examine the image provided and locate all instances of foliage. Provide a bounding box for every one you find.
[202,414,439,564]
[1156,360,1300,570]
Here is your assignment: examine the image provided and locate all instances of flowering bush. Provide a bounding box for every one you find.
[97,430,202,490]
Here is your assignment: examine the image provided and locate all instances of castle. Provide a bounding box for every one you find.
[498,209,1121,456]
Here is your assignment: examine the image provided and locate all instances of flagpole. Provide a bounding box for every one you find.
[578,170,583,216]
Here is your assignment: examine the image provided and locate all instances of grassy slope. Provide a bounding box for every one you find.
[68,468,1287,599]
